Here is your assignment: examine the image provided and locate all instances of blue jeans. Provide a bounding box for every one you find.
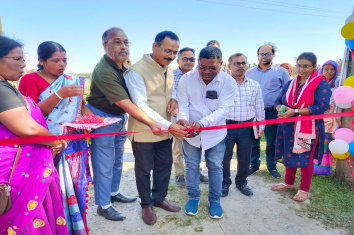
[250,109,278,171]
[182,140,225,202]
[86,103,127,206]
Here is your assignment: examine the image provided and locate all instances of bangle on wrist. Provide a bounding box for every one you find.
[54,91,63,100]
[198,122,204,128]
[294,109,299,116]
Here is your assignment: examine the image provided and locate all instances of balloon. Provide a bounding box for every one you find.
[332,152,350,160]
[341,22,354,40]
[348,142,354,155]
[329,139,349,155]
[332,86,354,103]
[345,39,354,49]
[335,101,352,109]
[344,75,354,88]
[345,14,354,24]
[334,128,354,143]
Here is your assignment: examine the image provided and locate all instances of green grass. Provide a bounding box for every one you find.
[258,139,354,234]
[163,137,353,234]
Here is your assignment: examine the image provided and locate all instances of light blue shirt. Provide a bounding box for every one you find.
[246,64,290,109]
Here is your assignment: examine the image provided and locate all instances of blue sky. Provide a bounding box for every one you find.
[1,0,353,73]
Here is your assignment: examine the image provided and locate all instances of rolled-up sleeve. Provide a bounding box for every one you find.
[255,83,265,130]
[176,75,189,122]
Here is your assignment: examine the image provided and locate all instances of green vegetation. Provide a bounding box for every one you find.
[162,137,353,234]
[258,139,354,234]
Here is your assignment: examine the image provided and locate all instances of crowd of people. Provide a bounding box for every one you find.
[0,27,337,233]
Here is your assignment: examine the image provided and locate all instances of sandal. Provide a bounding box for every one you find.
[271,183,295,191]
[293,190,311,202]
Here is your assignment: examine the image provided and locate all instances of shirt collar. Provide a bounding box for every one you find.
[198,71,222,85]
[104,54,126,72]
[256,63,274,72]
[148,54,167,73]
[175,67,184,75]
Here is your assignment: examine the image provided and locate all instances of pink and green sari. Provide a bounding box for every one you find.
[0,97,68,235]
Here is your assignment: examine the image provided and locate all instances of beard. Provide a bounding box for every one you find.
[260,59,272,65]
[107,47,129,62]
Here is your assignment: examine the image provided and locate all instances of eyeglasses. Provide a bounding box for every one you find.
[181,57,195,63]
[198,64,218,72]
[107,40,132,47]
[157,44,178,56]
[258,53,273,57]
[4,56,25,65]
[296,65,313,69]
[232,61,247,66]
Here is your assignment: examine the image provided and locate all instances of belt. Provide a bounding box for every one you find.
[265,107,276,112]
[226,117,254,124]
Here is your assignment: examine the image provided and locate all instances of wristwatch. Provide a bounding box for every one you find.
[294,109,299,116]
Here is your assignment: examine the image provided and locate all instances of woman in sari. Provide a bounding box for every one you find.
[271,52,331,202]
[0,36,68,234]
[19,41,92,234]
[314,60,339,176]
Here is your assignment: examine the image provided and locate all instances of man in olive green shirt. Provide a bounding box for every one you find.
[86,27,165,221]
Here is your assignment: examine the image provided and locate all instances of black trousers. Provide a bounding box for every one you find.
[222,125,254,188]
[132,138,173,208]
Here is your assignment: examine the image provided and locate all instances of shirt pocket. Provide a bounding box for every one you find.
[246,90,256,106]
[266,76,281,89]
[205,98,219,112]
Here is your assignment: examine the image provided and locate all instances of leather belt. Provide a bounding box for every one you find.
[226,118,254,124]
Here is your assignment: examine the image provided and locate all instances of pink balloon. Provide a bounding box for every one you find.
[332,86,354,104]
[334,128,354,143]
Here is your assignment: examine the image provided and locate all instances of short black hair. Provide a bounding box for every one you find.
[257,42,277,55]
[228,53,247,63]
[178,47,195,58]
[199,46,222,62]
[297,52,317,66]
[37,41,66,70]
[0,36,22,59]
[155,31,179,45]
[206,40,220,47]
[102,27,124,44]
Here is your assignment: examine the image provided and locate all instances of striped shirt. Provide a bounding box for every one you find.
[173,67,184,92]
[226,77,265,130]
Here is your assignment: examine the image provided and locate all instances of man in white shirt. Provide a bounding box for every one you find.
[221,53,265,198]
[125,31,187,225]
[177,46,236,219]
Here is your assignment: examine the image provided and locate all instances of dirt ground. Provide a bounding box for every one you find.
[86,141,348,235]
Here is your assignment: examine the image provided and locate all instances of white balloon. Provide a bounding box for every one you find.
[335,101,352,109]
[345,14,354,24]
[329,139,349,155]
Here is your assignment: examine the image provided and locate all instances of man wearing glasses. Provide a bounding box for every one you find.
[221,53,265,197]
[125,31,187,225]
[176,46,236,219]
[172,47,209,187]
[246,43,290,178]
[86,28,165,221]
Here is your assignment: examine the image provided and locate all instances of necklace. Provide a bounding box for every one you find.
[38,70,56,84]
